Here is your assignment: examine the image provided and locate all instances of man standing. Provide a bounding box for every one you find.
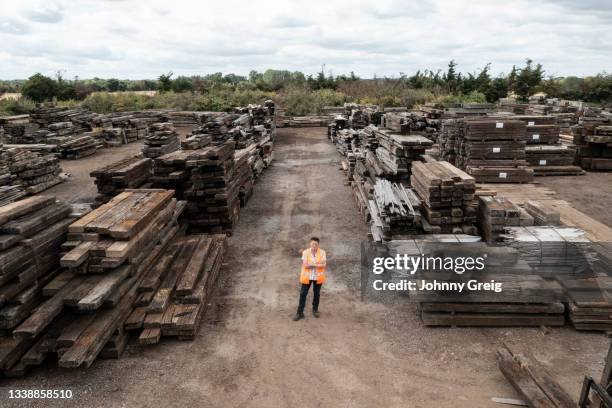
[293,237,326,321]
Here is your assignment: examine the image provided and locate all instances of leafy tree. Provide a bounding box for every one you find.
[172,76,194,92]
[21,73,58,102]
[158,72,174,93]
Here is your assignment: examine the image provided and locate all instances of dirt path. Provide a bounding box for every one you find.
[4,127,608,407]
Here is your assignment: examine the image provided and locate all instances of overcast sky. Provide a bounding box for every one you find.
[0,0,610,80]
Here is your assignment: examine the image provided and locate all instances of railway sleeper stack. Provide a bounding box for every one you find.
[411,161,478,235]
[382,112,428,134]
[0,196,77,376]
[369,179,422,241]
[478,196,522,243]
[525,145,583,176]
[571,109,612,171]
[142,122,180,158]
[131,233,227,344]
[3,190,183,374]
[458,119,533,183]
[90,156,153,204]
[374,128,433,180]
[5,148,63,194]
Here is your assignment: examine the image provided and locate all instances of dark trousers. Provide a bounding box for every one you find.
[297,280,322,315]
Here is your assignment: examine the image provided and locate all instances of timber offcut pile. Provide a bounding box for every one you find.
[90,156,152,204]
[133,233,227,344]
[411,161,478,234]
[0,196,76,376]
[374,128,433,180]
[142,122,180,158]
[456,119,533,183]
[369,179,422,241]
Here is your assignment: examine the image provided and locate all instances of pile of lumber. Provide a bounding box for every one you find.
[53,134,100,160]
[571,107,612,171]
[525,145,583,176]
[477,196,522,243]
[90,156,152,204]
[382,112,428,134]
[4,148,63,194]
[0,115,39,144]
[373,128,433,180]
[369,179,422,241]
[165,111,207,127]
[438,120,461,164]
[457,119,533,183]
[4,190,183,373]
[0,146,25,205]
[497,345,576,407]
[152,142,250,233]
[0,196,76,375]
[560,274,612,331]
[411,161,478,234]
[523,200,561,226]
[132,234,227,344]
[142,122,180,158]
[287,116,332,128]
[417,243,564,327]
[29,103,93,132]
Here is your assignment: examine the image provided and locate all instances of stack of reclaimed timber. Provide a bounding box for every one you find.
[53,134,100,160]
[477,196,522,243]
[369,179,422,241]
[5,148,63,194]
[0,196,76,376]
[572,108,612,171]
[0,115,39,144]
[0,146,26,205]
[184,143,248,233]
[374,128,433,180]
[90,156,153,204]
[382,112,427,134]
[523,200,561,226]
[416,243,564,327]
[234,149,255,208]
[142,122,180,158]
[166,111,207,128]
[131,233,227,344]
[458,119,533,183]
[287,116,332,128]
[152,142,248,233]
[411,161,478,234]
[4,190,183,373]
[438,120,461,165]
[525,145,583,176]
[559,275,612,331]
[357,125,378,152]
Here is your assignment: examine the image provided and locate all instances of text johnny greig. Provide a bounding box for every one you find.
[370,254,503,293]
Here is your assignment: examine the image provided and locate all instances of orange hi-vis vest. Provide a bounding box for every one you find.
[301,248,326,284]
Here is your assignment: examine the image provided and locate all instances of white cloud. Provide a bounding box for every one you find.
[0,0,610,79]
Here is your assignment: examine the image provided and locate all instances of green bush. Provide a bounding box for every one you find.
[0,97,36,116]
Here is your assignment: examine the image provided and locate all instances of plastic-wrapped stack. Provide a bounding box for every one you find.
[142,122,180,158]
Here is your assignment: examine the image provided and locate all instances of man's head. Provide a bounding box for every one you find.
[310,237,320,251]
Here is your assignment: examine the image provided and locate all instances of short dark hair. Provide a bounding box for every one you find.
[310,237,320,243]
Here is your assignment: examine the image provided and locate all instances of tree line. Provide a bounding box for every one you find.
[1,59,611,105]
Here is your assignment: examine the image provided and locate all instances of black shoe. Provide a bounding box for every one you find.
[313,311,320,318]
[292,313,304,321]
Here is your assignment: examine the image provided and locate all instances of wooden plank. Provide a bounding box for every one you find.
[175,236,212,296]
[0,196,55,226]
[77,264,132,311]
